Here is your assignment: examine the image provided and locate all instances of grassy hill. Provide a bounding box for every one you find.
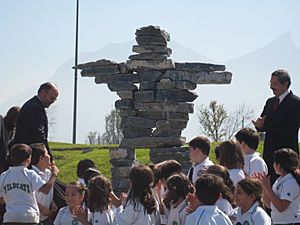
[50,141,266,184]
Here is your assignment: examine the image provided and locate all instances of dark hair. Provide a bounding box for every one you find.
[83,168,101,185]
[271,69,291,88]
[88,175,111,213]
[189,136,210,156]
[66,181,86,196]
[237,178,264,209]
[37,82,57,94]
[164,173,194,208]
[195,174,224,205]
[274,148,300,186]
[125,165,156,214]
[206,164,235,206]
[218,140,244,169]
[10,144,32,166]
[4,106,20,137]
[77,159,96,178]
[30,143,47,165]
[155,160,182,180]
[235,128,259,150]
[214,146,221,162]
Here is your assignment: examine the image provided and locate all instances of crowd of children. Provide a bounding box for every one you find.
[0,127,299,225]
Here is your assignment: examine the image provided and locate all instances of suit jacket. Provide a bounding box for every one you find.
[258,91,300,162]
[0,115,8,172]
[14,96,51,157]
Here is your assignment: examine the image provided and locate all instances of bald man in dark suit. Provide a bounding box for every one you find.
[252,69,300,184]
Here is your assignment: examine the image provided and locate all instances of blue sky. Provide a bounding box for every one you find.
[1,0,300,142]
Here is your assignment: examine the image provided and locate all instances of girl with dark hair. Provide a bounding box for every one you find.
[231,178,271,225]
[218,140,245,186]
[206,165,235,215]
[4,106,20,143]
[255,148,300,224]
[114,165,159,225]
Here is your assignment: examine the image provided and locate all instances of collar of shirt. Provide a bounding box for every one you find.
[192,157,211,168]
[237,201,259,216]
[31,165,45,175]
[278,90,289,103]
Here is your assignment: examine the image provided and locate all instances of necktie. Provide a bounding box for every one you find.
[188,167,194,182]
[273,97,280,111]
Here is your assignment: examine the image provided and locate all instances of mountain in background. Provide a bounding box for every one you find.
[1,33,299,143]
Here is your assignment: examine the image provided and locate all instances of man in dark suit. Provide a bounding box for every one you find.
[14,82,59,161]
[252,69,300,184]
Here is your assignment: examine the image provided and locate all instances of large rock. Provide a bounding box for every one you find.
[175,62,226,72]
[109,148,135,160]
[82,65,120,77]
[139,81,157,90]
[77,59,118,69]
[127,59,174,71]
[135,25,170,41]
[94,73,140,84]
[118,109,136,117]
[117,91,134,99]
[156,120,188,130]
[134,91,155,102]
[115,99,134,109]
[156,89,198,102]
[129,53,168,60]
[108,81,138,91]
[120,136,186,148]
[132,45,172,55]
[120,116,156,129]
[163,70,232,84]
[152,129,182,137]
[140,71,163,82]
[136,111,165,120]
[122,127,152,138]
[134,102,194,113]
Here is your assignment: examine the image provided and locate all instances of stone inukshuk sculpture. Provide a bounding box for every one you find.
[77,25,232,195]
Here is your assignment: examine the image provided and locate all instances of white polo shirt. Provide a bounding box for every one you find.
[185,205,232,225]
[188,157,214,184]
[243,152,268,177]
[271,173,300,224]
[0,166,45,223]
[231,201,271,225]
[54,206,90,225]
[216,198,233,216]
[90,208,114,225]
[228,168,245,186]
[166,199,189,225]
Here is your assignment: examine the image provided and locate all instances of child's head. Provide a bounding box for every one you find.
[195,174,224,205]
[10,144,32,166]
[127,165,156,214]
[155,160,182,186]
[30,143,51,168]
[235,178,263,210]
[65,181,86,209]
[83,167,101,185]
[76,159,96,179]
[189,136,210,163]
[273,148,300,175]
[235,128,259,153]
[88,175,111,213]
[218,140,244,169]
[165,173,194,205]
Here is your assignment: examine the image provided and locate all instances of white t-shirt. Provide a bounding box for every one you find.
[32,165,54,222]
[0,166,45,223]
[243,152,268,177]
[185,205,232,225]
[231,201,271,225]
[114,200,160,225]
[228,169,245,186]
[166,199,189,225]
[188,157,214,184]
[90,208,114,225]
[216,198,233,216]
[271,173,300,223]
[54,206,90,225]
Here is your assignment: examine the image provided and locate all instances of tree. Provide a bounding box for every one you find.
[197,100,227,141]
[197,101,254,141]
[86,131,99,145]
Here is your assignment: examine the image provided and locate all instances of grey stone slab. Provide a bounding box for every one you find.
[136,111,165,120]
[150,151,189,163]
[110,158,136,167]
[156,120,188,130]
[95,73,140,84]
[152,129,182,137]
[129,53,168,60]
[119,136,186,148]
[115,99,134,109]
[135,25,170,41]
[81,65,120,77]
[118,109,136,117]
[127,59,174,71]
[76,59,118,69]
[150,146,189,154]
[156,79,176,89]
[165,112,189,121]
[140,71,163,82]
[136,35,168,46]
[139,81,157,90]
[134,102,194,113]
[134,91,155,102]
[163,70,232,84]
[109,148,135,159]
[120,116,156,129]
[175,62,226,72]
[122,127,152,138]
[156,89,198,102]
[111,176,130,188]
[118,62,129,74]
[108,81,138,91]
[111,166,132,177]
[117,91,134,99]
[175,81,197,90]
[132,45,172,55]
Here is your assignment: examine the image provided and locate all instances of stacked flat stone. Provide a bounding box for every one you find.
[77,25,232,193]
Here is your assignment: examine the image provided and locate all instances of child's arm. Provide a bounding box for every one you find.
[38,165,59,194]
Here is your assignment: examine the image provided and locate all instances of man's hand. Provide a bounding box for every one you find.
[252,116,266,129]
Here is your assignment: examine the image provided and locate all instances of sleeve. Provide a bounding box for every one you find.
[253,210,271,225]
[279,178,299,202]
[249,158,268,176]
[30,170,46,191]
[54,208,63,225]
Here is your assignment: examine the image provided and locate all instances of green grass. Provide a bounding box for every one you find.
[50,141,265,184]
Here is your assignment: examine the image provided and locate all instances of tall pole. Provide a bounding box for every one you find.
[72,0,79,144]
